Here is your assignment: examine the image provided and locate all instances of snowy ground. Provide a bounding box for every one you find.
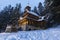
[0,25,60,40]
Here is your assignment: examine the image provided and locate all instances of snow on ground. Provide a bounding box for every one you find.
[0,25,60,40]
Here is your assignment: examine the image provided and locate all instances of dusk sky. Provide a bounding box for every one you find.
[0,0,44,11]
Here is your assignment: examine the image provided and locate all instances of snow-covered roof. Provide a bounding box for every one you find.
[26,9,39,16]
[26,9,45,21]
[27,16,45,21]
[29,11,39,16]
[37,16,45,21]
[20,17,23,20]
[19,9,46,21]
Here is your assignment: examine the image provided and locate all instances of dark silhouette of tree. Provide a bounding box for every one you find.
[0,5,13,32]
[33,6,38,13]
[0,3,22,32]
[33,6,40,15]
[44,0,60,27]
[8,3,21,25]
[38,2,44,15]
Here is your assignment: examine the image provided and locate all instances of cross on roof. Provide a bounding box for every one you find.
[27,0,30,6]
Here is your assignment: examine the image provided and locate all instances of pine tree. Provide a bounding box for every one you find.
[0,3,22,32]
[38,2,43,15]
[33,6,40,15]
[9,3,21,25]
[33,6,37,13]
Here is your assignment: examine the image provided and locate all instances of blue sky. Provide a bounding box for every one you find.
[0,0,44,11]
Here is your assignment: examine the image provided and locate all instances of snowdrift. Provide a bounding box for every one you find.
[0,25,60,40]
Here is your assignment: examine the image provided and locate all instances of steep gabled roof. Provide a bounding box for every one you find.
[29,11,39,17]
[26,9,39,17]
